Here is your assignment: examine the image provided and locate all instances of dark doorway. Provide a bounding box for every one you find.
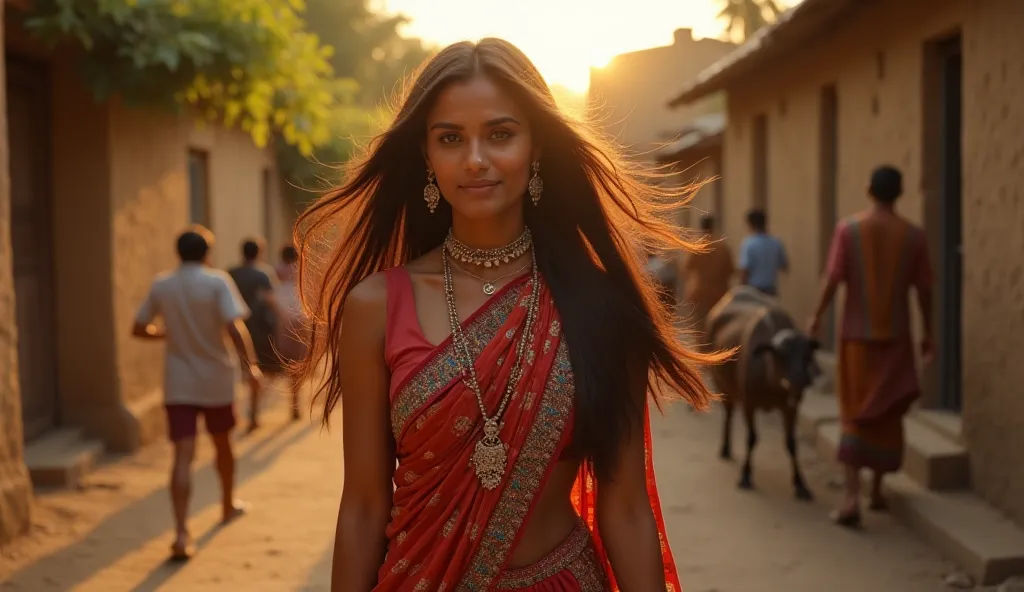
[935,36,963,411]
[818,85,839,350]
[188,149,211,227]
[6,54,59,440]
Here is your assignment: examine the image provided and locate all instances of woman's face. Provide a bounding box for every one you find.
[424,75,535,221]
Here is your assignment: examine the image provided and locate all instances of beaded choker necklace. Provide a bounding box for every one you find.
[443,228,532,268]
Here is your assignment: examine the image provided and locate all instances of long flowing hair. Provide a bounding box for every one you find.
[294,38,726,478]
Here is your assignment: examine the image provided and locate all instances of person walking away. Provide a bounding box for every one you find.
[738,208,788,297]
[807,165,934,527]
[132,227,259,560]
[678,215,735,341]
[273,244,308,420]
[228,238,279,431]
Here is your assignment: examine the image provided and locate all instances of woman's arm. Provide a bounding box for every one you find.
[597,365,667,591]
[332,273,395,592]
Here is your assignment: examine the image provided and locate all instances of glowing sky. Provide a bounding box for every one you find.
[373,0,769,93]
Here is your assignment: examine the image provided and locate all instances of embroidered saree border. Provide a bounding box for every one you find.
[390,285,524,439]
[493,522,608,591]
[456,340,575,592]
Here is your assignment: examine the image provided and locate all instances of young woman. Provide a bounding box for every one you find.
[294,38,722,591]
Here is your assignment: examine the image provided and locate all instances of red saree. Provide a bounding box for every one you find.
[379,269,681,591]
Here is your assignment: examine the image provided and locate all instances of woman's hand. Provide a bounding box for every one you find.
[332,273,395,592]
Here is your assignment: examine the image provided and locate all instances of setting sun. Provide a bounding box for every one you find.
[374,0,750,94]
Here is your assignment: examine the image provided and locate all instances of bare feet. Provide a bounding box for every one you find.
[222,499,251,524]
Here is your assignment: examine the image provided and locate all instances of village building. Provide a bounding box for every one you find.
[666,0,1024,583]
[1,1,294,543]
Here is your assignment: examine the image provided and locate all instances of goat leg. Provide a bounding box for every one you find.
[720,397,734,460]
[783,407,813,501]
[738,407,757,490]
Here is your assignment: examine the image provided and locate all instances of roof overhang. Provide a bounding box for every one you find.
[667,0,871,107]
[654,113,726,163]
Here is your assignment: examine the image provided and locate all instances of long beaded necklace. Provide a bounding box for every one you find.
[449,258,530,295]
[444,228,532,268]
[442,242,541,490]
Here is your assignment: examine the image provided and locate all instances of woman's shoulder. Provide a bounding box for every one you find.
[402,247,443,275]
[345,272,389,318]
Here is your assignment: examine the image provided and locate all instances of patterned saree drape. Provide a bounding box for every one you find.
[377,276,681,591]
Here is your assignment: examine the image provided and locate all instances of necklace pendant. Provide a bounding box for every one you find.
[471,419,507,490]
[482,282,496,295]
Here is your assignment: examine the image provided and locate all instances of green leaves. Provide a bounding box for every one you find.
[24,0,350,156]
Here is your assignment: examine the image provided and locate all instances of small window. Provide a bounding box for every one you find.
[188,149,211,227]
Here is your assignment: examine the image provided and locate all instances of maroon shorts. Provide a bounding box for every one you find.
[165,404,236,442]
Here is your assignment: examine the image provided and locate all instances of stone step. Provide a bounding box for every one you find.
[885,472,1024,586]
[913,408,965,445]
[903,415,970,491]
[812,402,969,491]
[815,421,1024,585]
[23,428,105,488]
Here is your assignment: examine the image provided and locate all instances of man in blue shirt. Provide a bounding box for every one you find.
[738,209,788,297]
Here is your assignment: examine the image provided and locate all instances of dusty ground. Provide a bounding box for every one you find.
[1,384,967,592]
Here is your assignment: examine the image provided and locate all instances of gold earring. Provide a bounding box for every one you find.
[528,161,543,206]
[424,169,440,214]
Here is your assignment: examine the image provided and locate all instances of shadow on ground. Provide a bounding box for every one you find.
[3,394,312,590]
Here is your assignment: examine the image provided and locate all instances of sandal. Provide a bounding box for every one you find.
[222,500,251,525]
[169,537,193,562]
[830,508,862,529]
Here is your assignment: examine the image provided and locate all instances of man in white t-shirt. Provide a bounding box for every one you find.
[133,226,263,560]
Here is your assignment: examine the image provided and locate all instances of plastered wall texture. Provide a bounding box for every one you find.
[713,0,1024,524]
[1,12,282,540]
[0,1,34,544]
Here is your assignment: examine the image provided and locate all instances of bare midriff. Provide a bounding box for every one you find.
[505,459,583,569]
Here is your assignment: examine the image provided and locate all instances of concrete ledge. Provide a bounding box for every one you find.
[815,406,969,491]
[69,389,166,453]
[812,350,837,394]
[816,421,841,461]
[913,409,964,445]
[815,419,1024,585]
[903,416,970,491]
[23,429,105,488]
[0,459,33,544]
[124,388,168,449]
[798,394,839,440]
[886,472,1024,586]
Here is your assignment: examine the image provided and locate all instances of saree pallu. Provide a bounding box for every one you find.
[837,339,920,473]
[378,274,681,591]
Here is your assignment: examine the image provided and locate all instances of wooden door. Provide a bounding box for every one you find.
[6,54,58,440]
